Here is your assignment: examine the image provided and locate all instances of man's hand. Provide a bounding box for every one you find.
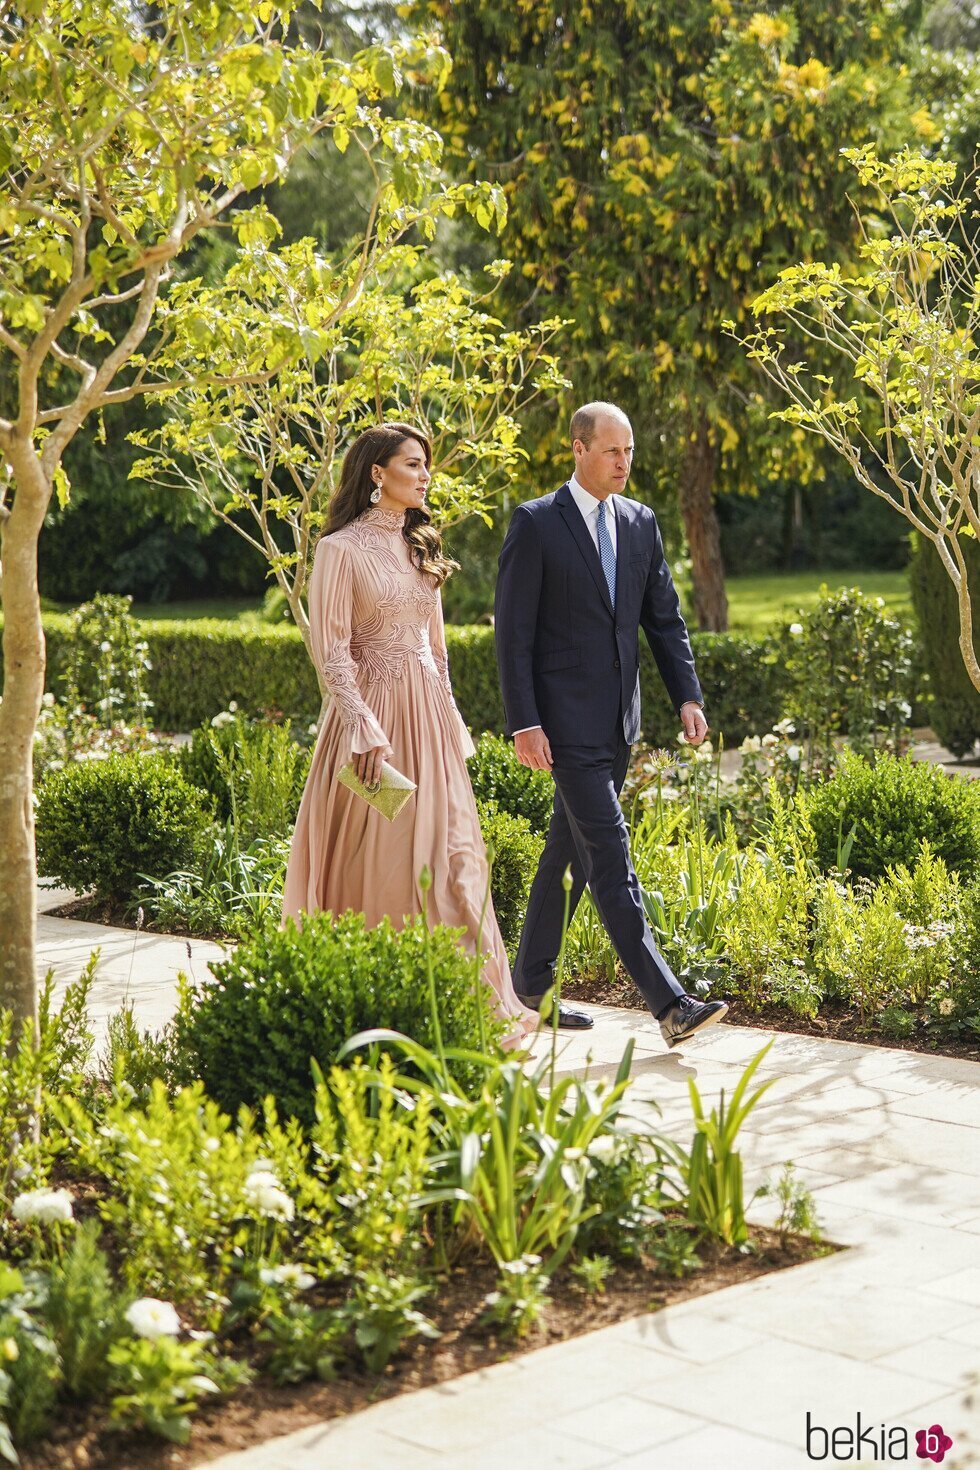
[514,726,553,771]
[680,701,709,746]
[353,744,387,787]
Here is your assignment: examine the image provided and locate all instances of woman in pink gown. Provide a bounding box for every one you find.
[283,423,537,1045]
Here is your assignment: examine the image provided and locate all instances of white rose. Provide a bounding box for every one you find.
[786,744,802,762]
[789,623,803,636]
[125,1298,181,1339]
[761,733,779,749]
[11,1187,74,1225]
[740,735,762,754]
[259,1264,316,1291]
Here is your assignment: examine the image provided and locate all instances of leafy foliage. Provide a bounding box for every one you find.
[35,752,212,903]
[743,149,980,699]
[467,732,555,833]
[409,0,921,509]
[802,751,980,881]
[476,801,544,956]
[172,911,505,1131]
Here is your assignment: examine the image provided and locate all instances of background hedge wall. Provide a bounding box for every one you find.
[5,614,793,744]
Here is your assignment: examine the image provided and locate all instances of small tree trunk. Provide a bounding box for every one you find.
[0,444,51,1032]
[679,412,729,632]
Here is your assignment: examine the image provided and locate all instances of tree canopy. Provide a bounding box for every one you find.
[409,0,926,626]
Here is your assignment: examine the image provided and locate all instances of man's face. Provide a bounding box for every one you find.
[572,414,634,499]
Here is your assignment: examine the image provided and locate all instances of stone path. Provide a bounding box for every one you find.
[38,900,980,1468]
[37,883,227,1051]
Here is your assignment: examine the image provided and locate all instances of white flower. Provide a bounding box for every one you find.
[938,998,955,1016]
[676,730,688,745]
[773,718,796,736]
[587,1133,625,1162]
[41,692,55,709]
[98,640,111,652]
[789,622,804,636]
[259,1264,316,1291]
[125,1298,181,1339]
[188,1374,220,1395]
[500,1254,542,1276]
[11,1187,74,1225]
[740,735,762,754]
[786,744,802,763]
[308,723,319,737]
[243,1172,295,1221]
[898,701,912,720]
[202,1137,221,1154]
[248,1159,277,1178]
[761,733,779,749]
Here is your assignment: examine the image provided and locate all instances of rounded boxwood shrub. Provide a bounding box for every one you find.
[802,751,980,881]
[468,732,554,833]
[477,800,545,956]
[36,752,212,903]
[172,910,506,1130]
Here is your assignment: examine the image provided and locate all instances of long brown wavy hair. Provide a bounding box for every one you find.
[320,423,458,587]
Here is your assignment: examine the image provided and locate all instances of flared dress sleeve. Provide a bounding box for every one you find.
[428,586,476,760]
[309,535,393,760]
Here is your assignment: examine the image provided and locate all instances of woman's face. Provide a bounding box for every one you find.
[374,438,431,512]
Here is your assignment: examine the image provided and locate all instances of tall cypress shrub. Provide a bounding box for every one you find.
[909,534,980,756]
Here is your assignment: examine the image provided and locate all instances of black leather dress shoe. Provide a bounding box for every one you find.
[659,995,729,1049]
[523,997,595,1030]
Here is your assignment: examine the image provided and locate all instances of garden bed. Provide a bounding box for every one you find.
[23,1226,826,1470]
[562,975,980,1063]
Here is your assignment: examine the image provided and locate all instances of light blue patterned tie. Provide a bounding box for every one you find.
[596,500,617,610]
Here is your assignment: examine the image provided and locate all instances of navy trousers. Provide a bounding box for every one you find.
[512,734,686,1017]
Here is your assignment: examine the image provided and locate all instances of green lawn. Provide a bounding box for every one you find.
[47,569,914,635]
[724,570,912,636]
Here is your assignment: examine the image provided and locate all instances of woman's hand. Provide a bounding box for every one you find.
[353,744,387,788]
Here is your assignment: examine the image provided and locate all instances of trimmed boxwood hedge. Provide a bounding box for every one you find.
[9,612,791,742]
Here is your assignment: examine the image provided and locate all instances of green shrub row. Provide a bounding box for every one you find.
[12,612,800,742]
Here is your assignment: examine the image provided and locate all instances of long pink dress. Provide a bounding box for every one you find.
[283,506,537,1044]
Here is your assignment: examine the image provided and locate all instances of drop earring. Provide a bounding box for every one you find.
[370,481,382,504]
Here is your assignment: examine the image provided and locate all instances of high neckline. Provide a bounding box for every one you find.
[360,506,407,532]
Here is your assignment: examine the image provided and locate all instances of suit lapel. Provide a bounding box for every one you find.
[613,494,631,612]
[555,482,614,618]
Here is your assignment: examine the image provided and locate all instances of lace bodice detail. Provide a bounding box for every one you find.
[309,510,465,757]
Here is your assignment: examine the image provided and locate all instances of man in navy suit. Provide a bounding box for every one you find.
[494,401,729,1044]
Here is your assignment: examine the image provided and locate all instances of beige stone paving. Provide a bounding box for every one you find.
[36,896,980,1469]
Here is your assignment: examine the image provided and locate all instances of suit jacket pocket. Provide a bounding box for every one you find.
[537,648,581,672]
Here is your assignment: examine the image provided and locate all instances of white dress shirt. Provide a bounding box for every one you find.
[568,471,618,555]
[512,475,618,736]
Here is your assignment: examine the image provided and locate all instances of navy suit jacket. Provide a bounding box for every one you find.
[494,483,703,746]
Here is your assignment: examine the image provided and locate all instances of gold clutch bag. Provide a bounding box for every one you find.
[336,760,416,822]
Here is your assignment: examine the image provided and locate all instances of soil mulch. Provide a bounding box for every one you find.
[45,895,214,944]
[23,1227,827,1470]
[561,974,980,1064]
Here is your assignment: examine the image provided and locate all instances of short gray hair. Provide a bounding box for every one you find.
[569,401,631,449]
